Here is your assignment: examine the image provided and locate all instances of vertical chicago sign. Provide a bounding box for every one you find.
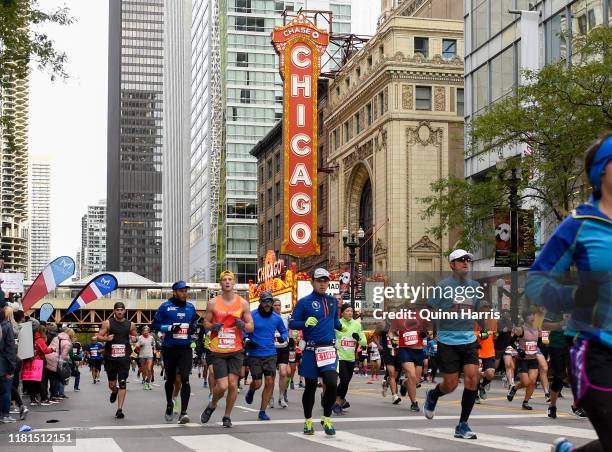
[272,14,329,257]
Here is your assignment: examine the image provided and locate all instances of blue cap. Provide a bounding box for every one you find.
[172,281,190,290]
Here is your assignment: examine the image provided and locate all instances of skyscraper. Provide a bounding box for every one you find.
[107,0,164,281]
[0,73,29,274]
[28,158,51,279]
[189,0,378,283]
[80,200,107,278]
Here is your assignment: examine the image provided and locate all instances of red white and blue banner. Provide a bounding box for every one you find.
[22,256,75,311]
[65,273,118,315]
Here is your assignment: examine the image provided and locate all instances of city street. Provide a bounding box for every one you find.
[0,367,597,452]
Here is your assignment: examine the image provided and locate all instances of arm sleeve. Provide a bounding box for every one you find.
[4,326,17,373]
[526,217,581,313]
[289,300,306,330]
[278,316,288,342]
[151,304,172,332]
[334,312,343,331]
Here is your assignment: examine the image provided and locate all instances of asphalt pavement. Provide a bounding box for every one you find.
[0,365,598,452]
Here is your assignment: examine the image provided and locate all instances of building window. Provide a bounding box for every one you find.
[267,219,272,241]
[274,0,284,11]
[456,88,464,117]
[414,37,429,58]
[267,187,272,207]
[275,214,280,238]
[366,103,372,126]
[473,64,489,115]
[275,181,280,202]
[356,67,361,78]
[442,39,457,60]
[240,89,251,104]
[332,129,338,151]
[231,106,238,121]
[472,0,488,50]
[236,0,251,12]
[379,45,384,59]
[343,121,350,142]
[367,55,372,67]
[355,111,361,134]
[545,11,568,64]
[415,86,432,110]
[267,159,272,178]
[275,152,280,172]
[237,52,248,67]
[378,91,385,115]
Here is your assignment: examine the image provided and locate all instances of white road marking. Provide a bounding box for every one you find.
[400,428,551,451]
[234,404,260,412]
[34,413,548,431]
[54,438,122,452]
[289,431,422,451]
[508,425,598,439]
[172,434,272,452]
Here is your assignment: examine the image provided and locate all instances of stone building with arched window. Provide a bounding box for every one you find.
[326,0,465,273]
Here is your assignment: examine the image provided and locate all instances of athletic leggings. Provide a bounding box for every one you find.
[303,371,337,418]
[336,360,354,400]
[162,347,192,413]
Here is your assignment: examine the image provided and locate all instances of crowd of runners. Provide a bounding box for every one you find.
[0,135,610,452]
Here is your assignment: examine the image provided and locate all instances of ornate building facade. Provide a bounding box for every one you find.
[326,0,464,273]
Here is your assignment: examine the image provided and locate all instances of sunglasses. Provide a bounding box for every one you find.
[453,256,472,263]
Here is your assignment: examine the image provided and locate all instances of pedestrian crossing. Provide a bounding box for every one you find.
[48,424,597,452]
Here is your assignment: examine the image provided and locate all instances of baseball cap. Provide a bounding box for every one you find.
[260,291,274,303]
[312,268,330,280]
[448,249,474,262]
[219,270,235,281]
[172,280,190,290]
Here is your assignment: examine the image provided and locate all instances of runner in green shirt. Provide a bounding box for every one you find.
[333,303,366,414]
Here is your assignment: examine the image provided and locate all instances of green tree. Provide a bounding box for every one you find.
[1,0,72,140]
[421,27,612,253]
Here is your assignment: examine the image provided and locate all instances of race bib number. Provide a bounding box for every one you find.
[340,337,356,350]
[111,344,126,358]
[525,341,538,355]
[370,352,381,361]
[90,350,98,357]
[289,351,296,362]
[173,323,189,340]
[505,346,517,356]
[218,327,236,349]
[401,331,419,347]
[541,331,550,345]
[315,346,337,368]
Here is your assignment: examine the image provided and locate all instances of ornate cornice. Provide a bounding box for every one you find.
[409,235,441,253]
[406,121,443,147]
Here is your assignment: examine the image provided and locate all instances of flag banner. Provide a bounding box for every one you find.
[39,303,55,322]
[22,257,75,311]
[65,273,118,315]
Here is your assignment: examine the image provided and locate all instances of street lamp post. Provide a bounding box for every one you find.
[497,159,521,323]
[342,226,365,311]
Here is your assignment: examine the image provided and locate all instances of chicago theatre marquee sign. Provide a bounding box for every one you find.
[272,14,329,257]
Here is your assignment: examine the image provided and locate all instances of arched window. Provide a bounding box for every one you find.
[359,179,373,271]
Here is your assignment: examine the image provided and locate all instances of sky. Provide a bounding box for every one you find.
[28,0,109,261]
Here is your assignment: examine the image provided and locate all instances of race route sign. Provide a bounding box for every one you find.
[272,14,329,257]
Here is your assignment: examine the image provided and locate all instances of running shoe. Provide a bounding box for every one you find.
[479,387,487,400]
[551,437,575,452]
[545,392,551,403]
[115,409,125,419]
[507,385,517,402]
[392,394,401,405]
[332,403,344,415]
[454,422,477,439]
[547,405,557,419]
[200,404,215,424]
[173,399,180,415]
[382,379,389,397]
[178,413,190,424]
[279,398,288,408]
[303,419,314,435]
[416,382,422,389]
[222,416,232,428]
[571,406,587,418]
[245,389,255,405]
[283,391,289,404]
[19,405,29,420]
[342,400,350,409]
[165,403,174,423]
[258,410,271,421]
[290,381,295,390]
[1,416,16,423]
[475,395,481,404]
[410,401,419,412]
[321,417,336,436]
[522,401,533,410]
[423,389,437,419]
[40,400,52,406]
[110,389,118,404]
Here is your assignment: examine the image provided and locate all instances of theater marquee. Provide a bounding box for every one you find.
[272,14,329,257]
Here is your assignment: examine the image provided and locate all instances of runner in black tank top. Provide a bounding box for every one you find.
[97,302,137,419]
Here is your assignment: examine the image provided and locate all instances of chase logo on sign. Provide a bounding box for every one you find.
[311,300,320,310]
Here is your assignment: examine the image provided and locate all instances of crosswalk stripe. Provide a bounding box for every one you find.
[288,431,422,451]
[54,438,122,452]
[172,434,272,452]
[400,428,551,451]
[508,425,598,440]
